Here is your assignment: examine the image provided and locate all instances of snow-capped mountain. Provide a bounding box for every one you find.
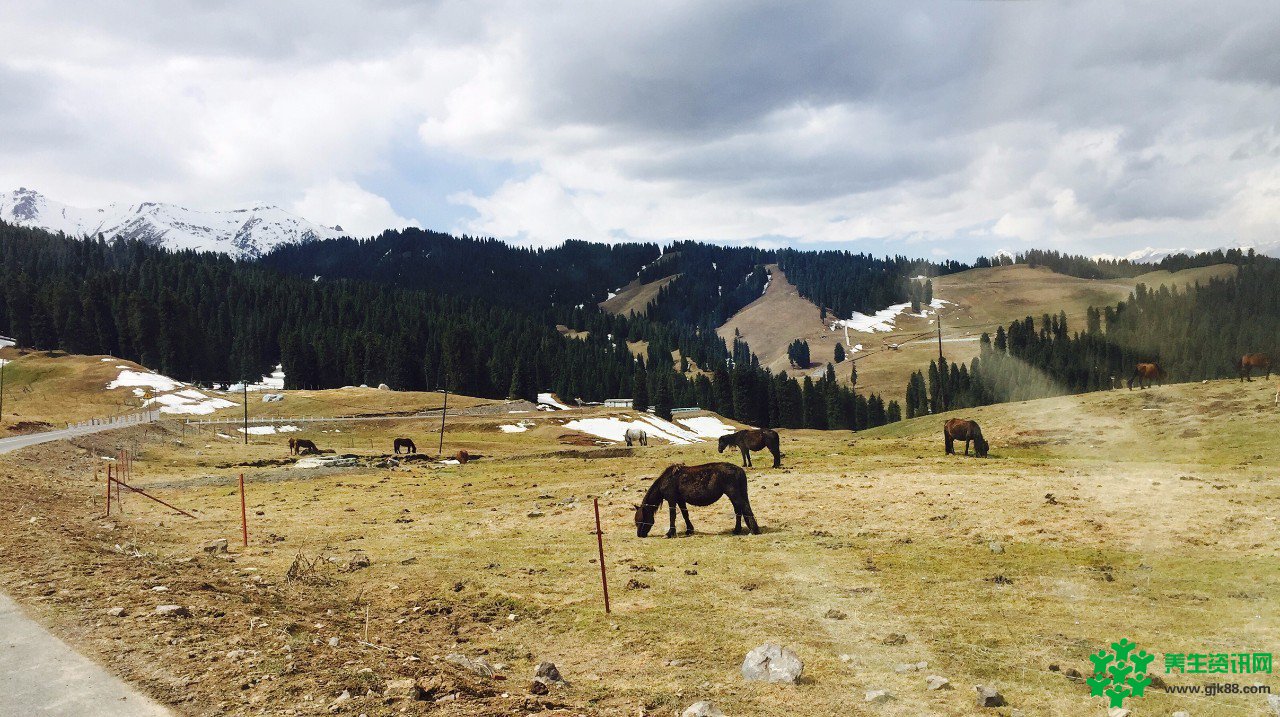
[0,188,343,258]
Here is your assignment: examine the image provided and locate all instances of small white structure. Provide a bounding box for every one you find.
[604,398,632,408]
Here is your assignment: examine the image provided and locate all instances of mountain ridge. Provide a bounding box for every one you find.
[0,188,342,259]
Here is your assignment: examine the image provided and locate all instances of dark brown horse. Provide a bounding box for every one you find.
[393,437,416,454]
[1238,353,1271,381]
[1128,362,1166,390]
[717,428,781,468]
[291,438,318,455]
[455,450,470,464]
[943,418,988,457]
[634,462,760,538]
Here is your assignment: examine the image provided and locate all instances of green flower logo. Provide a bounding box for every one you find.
[1087,638,1155,708]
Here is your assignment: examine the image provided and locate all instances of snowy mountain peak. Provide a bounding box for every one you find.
[0,188,343,259]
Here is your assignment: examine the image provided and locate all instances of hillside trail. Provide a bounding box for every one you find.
[0,419,174,716]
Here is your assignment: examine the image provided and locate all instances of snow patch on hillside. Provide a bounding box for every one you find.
[537,392,572,410]
[676,416,736,438]
[498,421,534,433]
[108,370,183,392]
[108,367,240,415]
[238,425,301,435]
[830,298,950,338]
[564,413,707,445]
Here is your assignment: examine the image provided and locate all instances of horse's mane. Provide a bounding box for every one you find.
[643,465,683,508]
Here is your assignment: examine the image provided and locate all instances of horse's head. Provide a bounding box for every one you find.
[717,434,731,453]
[974,435,990,458]
[634,503,656,538]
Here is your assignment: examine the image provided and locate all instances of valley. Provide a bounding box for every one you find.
[0,351,1274,716]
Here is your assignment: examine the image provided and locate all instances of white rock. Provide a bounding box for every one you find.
[926,675,951,691]
[1108,709,1131,717]
[864,689,892,703]
[682,701,724,717]
[154,604,190,617]
[741,643,803,684]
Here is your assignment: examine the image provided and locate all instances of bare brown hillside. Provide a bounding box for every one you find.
[599,274,679,316]
[717,262,1238,401]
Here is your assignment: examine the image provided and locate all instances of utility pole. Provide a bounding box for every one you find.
[0,357,5,422]
[242,380,248,445]
[437,381,449,456]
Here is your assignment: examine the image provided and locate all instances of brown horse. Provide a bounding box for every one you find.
[944,418,989,457]
[1238,353,1271,381]
[717,428,782,468]
[291,438,318,455]
[393,437,416,454]
[287,437,297,455]
[634,462,760,538]
[455,450,470,464]
[1128,363,1166,390]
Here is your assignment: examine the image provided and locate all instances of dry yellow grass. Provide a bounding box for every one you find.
[0,349,156,436]
[9,377,1272,716]
[600,275,679,317]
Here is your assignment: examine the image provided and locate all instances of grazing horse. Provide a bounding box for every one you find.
[717,428,782,468]
[624,428,648,447]
[943,418,989,457]
[455,450,470,464]
[291,438,318,455]
[634,462,760,538]
[1127,362,1166,390]
[393,437,416,454]
[1238,353,1271,381]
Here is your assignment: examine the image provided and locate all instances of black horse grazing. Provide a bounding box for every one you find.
[393,437,416,454]
[943,418,988,457]
[717,428,782,468]
[291,438,319,455]
[634,462,760,538]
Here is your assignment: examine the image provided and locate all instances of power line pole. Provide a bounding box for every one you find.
[0,357,5,421]
[438,380,449,456]
[242,380,248,445]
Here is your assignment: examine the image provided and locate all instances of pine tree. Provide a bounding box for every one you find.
[632,359,649,411]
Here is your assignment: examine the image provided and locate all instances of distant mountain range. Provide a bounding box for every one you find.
[0,188,342,259]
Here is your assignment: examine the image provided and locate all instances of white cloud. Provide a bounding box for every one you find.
[294,180,419,237]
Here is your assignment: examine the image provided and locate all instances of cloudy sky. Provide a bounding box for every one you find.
[3,1,1279,260]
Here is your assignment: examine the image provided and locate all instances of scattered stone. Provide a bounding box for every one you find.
[894,661,928,673]
[1268,693,1280,715]
[202,539,229,554]
[682,701,724,717]
[345,552,371,572]
[527,510,545,518]
[445,653,496,678]
[154,605,190,618]
[685,569,698,575]
[529,677,550,695]
[383,678,422,700]
[1108,709,1130,717]
[1172,712,1190,717]
[534,661,565,684]
[741,643,803,684]
[882,633,908,645]
[824,609,847,620]
[665,659,691,667]
[975,685,1006,708]
[625,578,649,590]
[1063,667,1082,681]
[926,675,951,691]
[864,689,892,703]
[1047,663,1060,672]
[988,541,1004,554]
[106,607,126,618]
[328,637,340,647]
[377,383,390,391]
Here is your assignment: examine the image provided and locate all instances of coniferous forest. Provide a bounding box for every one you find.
[0,222,899,430]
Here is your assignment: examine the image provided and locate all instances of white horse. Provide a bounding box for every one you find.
[624,428,648,447]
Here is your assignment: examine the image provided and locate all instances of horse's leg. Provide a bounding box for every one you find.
[678,501,694,535]
[666,503,677,538]
[736,496,760,535]
[964,438,971,456]
[733,510,743,535]
[741,445,751,467]
[945,433,954,455]
[770,439,781,468]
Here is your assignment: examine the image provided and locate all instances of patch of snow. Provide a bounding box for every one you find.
[498,421,535,433]
[676,416,737,438]
[606,291,617,300]
[216,433,234,440]
[99,357,113,362]
[108,369,183,392]
[564,413,706,446]
[144,390,238,415]
[227,364,285,392]
[831,298,952,335]
[236,424,301,435]
[537,392,573,410]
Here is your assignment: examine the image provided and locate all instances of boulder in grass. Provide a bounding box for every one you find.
[682,701,724,717]
[741,643,803,684]
[975,685,1006,708]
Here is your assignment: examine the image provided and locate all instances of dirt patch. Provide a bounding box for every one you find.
[6,420,54,434]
